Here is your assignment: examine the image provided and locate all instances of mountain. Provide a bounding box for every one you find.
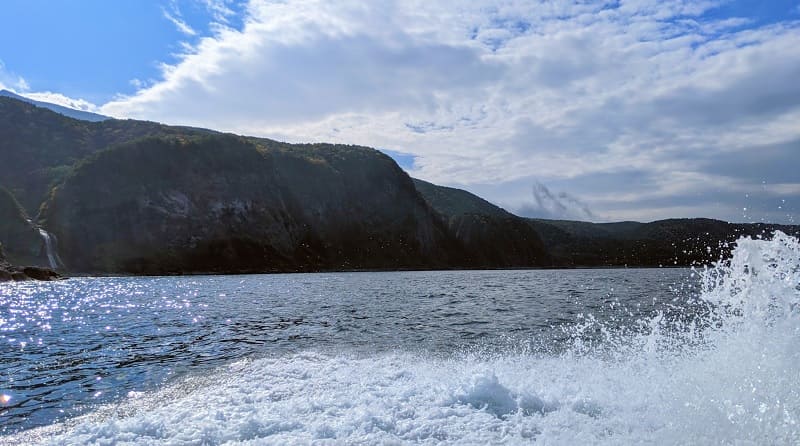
[0,96,210,214]
[1,93,796,274]
[412,179,549,267]
[0,93,550,274]
[0,89,109,122]
[410,180,800,268]
[528,218,800,267]
[40,135,465,274]
[404,176,800,267]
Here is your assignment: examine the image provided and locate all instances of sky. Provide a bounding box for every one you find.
[1,0,799,224]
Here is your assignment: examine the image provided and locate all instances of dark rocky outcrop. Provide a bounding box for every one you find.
[413,179,550,267]
[0,243,61,282]
[528,218,800,267]
[40,135,463,274]
[21,266,62,281]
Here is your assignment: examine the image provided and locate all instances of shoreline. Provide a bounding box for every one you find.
[46,263,697,280]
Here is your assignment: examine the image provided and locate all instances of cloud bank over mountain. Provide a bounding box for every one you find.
[9,0,800,222]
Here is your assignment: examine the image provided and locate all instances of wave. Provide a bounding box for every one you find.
[9,232,800,445]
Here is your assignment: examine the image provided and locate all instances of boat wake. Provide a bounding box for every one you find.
[8,232,800,445]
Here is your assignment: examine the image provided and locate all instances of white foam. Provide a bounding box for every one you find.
[8,232,800,445]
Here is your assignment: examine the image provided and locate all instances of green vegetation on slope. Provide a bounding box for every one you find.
[412,179,509,218]
[529,218,800,267]
[0,96,214,214]
[42,135,461,273]
[413,179,550,267]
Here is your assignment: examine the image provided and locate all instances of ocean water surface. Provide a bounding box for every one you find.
[1,233,798,444]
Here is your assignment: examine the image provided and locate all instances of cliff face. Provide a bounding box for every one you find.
[41,136,458,274]
[0,187,46,266]
[412,179,550,267]
[0,245,18,281]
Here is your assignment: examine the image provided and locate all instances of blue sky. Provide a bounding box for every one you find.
[707,0,798,25]
[0,0,246,103]
[1,0,799,223]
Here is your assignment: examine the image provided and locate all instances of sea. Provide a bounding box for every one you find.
[1,232,798,444]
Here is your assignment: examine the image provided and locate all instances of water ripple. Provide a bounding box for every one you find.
[0,268,692,434]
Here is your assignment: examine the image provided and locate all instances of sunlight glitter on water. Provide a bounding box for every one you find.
[2,232,798,444]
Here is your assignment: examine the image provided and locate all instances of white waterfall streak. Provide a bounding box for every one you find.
[38,228,62,270]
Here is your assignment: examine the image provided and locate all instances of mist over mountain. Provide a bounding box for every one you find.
[516,182,596,221]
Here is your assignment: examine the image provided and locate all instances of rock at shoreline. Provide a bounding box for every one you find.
[22,266,62,281]
[0,261,62,282]
[0,262,62,282]
[0,244,61,282]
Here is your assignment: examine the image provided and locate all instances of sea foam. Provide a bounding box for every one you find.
[8,232,799,445]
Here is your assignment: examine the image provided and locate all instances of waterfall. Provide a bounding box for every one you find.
[38,228,63,270]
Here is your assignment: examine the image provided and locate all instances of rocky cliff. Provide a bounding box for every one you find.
[40,135,462,274]
[409,178,799,268]
[0,187,46,266]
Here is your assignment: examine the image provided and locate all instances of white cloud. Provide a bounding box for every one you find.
[21,91,100,112]
[201,0,238,25]
[162,4,197,36]
[97,0,800,223]
[0,60,30,92]
[0,61,100,113]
